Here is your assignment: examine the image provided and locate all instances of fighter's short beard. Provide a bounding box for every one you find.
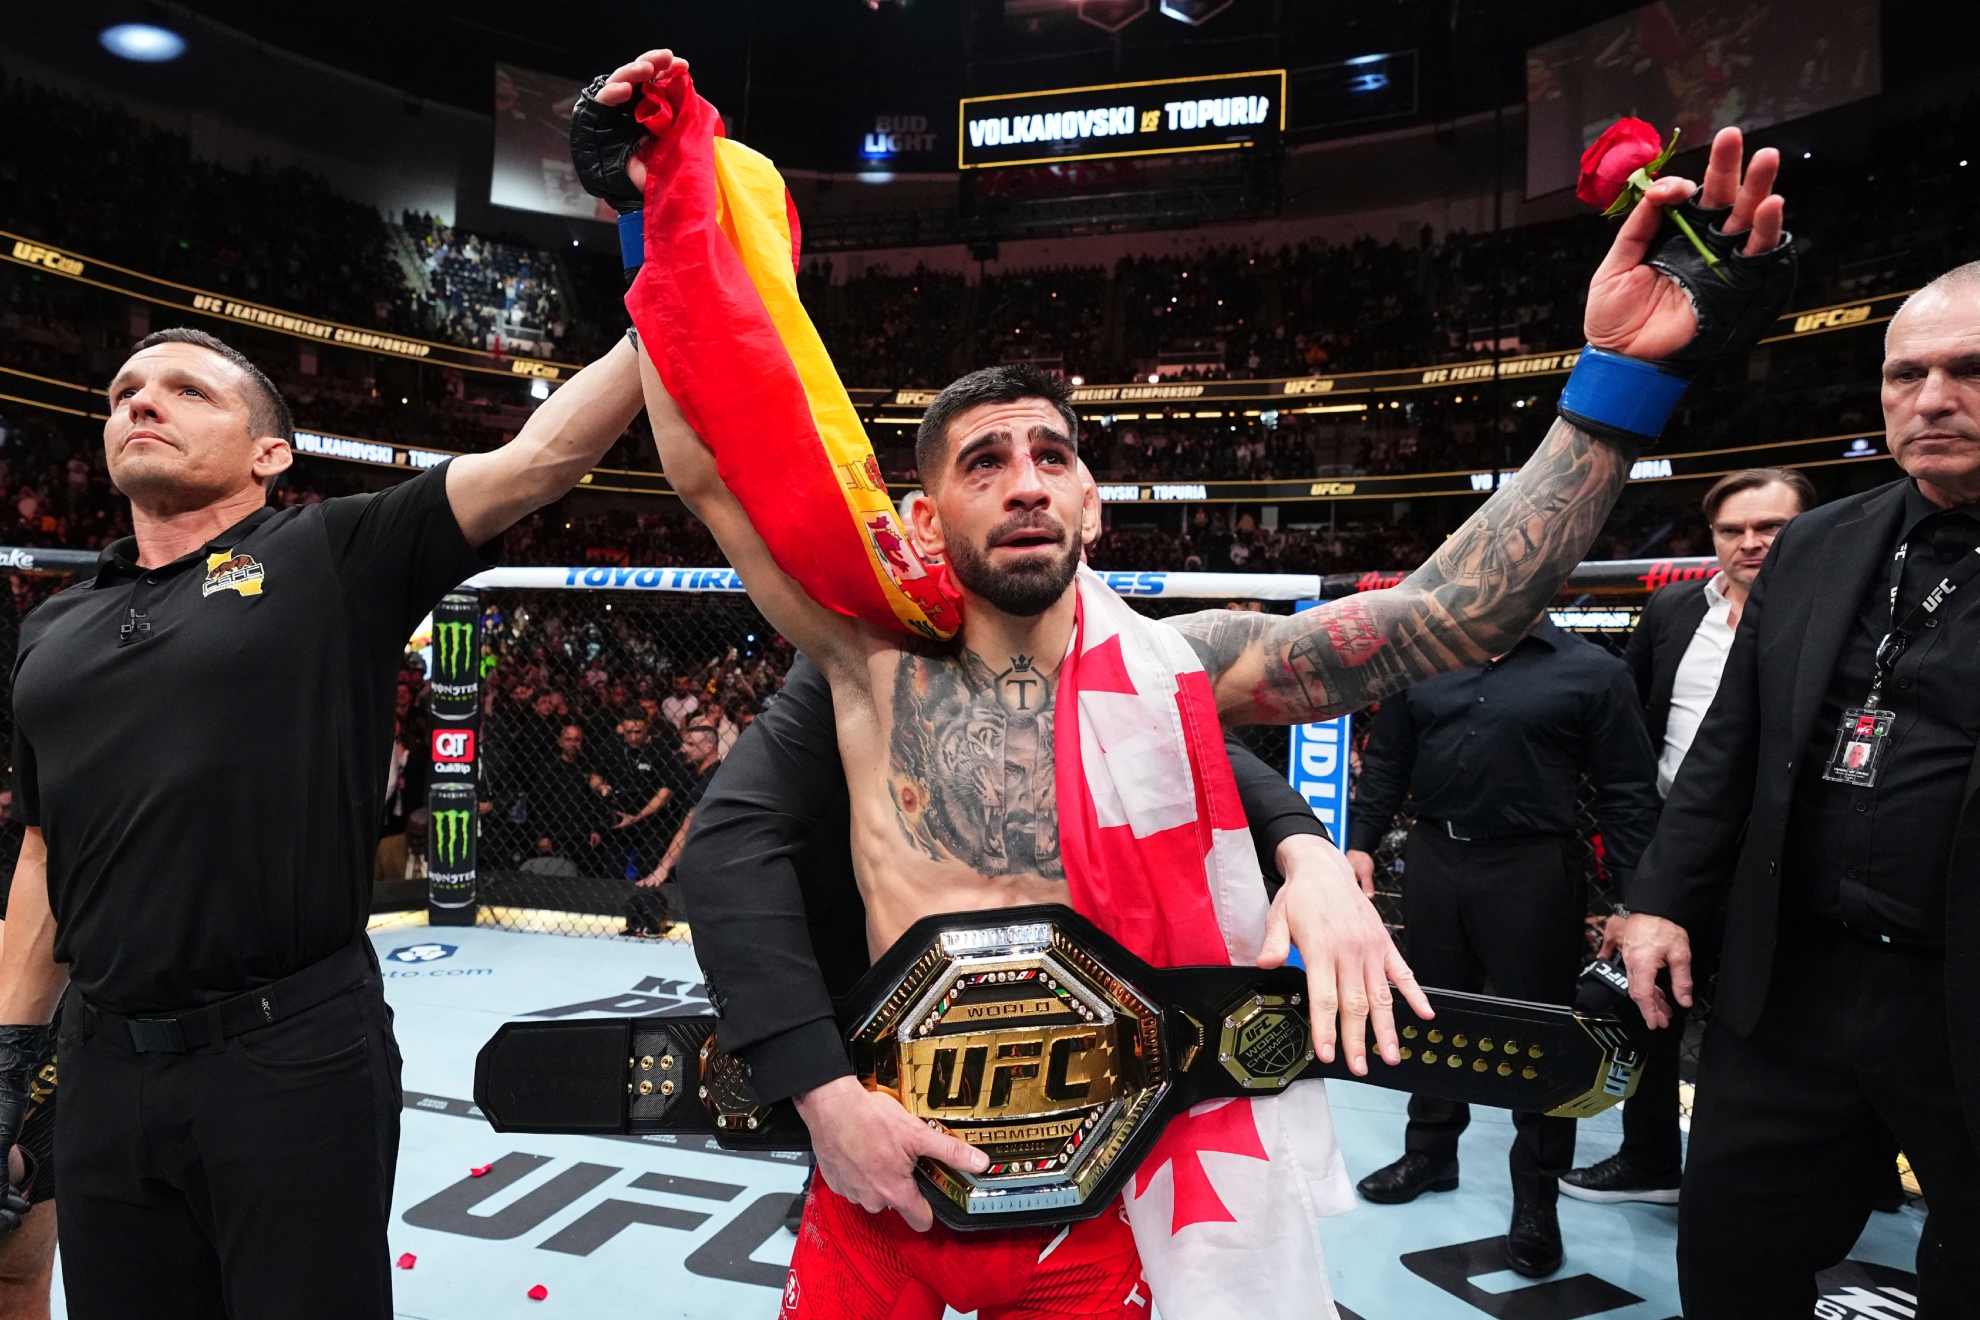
[947,514,1081,618]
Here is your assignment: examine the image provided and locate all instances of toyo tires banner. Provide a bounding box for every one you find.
[463,556,1717,600]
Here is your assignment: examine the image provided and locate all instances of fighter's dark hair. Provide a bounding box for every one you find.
[123,327,295,443]
[914,364,1079,485]
[1700,467,1815,523]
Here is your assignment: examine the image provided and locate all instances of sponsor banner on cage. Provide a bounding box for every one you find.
[1287,602,1353,839]
[461,557,1715,601]
[430,592,483,717]
[426,781,480,909]
[426,591,480,919]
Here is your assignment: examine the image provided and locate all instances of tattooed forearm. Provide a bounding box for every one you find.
[1170,417,1630,724]
[886,651,1063,879]
[1172,609,1277,679]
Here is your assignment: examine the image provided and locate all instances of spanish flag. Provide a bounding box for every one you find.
[624,73,960,642]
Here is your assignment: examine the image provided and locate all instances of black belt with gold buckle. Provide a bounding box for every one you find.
[474,904,1639,1231]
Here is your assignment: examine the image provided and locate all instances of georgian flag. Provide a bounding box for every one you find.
[1055,568,1355,1319]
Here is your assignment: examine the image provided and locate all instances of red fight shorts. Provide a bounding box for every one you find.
[779,1179,1149,1320]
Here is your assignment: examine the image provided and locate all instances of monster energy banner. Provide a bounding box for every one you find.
[427,590,482,925]
[427,781,480,922]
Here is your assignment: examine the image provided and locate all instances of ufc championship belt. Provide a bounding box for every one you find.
[475,905,1640,1230]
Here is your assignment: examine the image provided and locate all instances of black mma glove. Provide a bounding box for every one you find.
[0,1024,53,1235]
[1558,198,1798,457]
[1644,192,1799,371]
[570,75,646,214]
[570,75,649,289]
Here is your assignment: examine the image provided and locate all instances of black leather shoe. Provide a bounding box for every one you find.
[1505,1199,1563,1279]
[1356,1152,1459,1205]
[1559,1151,1681,1205]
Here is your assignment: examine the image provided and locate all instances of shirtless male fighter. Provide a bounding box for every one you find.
[586,48,1793,1320]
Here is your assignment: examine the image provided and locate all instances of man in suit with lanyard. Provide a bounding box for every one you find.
[1622,265,1980,1314]
[1560,466,1811,1205]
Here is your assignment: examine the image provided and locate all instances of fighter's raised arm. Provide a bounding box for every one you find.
[587,49,937,670]
[634,348,865,668]
[1173,128,1793,725]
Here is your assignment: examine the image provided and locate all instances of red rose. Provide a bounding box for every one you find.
[1577,118,1664,209]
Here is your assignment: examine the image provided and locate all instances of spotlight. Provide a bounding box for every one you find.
[529,378,551,400]
[1070,375,1085,386]
[100,23,186,62]
[1147,374,1160,384]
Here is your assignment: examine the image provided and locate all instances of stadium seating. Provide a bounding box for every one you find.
[3,69,1976,572]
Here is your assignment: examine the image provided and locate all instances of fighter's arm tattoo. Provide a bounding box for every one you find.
[886,650,1063,880]
[1170,417,1630,723]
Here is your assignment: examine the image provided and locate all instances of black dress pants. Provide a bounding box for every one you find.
[1617,1002,1687,1176]
[1679,919,1979,1319]
[1399,827,1584,1206]
[54,978,403,1319]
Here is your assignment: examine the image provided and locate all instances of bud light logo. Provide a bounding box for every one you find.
[387,943,457,964]
[432,729,476,763]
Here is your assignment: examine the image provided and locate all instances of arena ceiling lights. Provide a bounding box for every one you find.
[958,70,1285,170]
[99,23,187,62]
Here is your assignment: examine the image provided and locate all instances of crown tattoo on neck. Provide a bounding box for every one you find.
[1009,654,1034,672]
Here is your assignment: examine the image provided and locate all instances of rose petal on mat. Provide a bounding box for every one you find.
[395,1253,416,1270]
[528,1284,549,1301]
[470,1164,491,1177]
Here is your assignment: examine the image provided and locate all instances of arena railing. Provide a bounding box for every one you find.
[0,354,1894,500]
[1,224,1906,400]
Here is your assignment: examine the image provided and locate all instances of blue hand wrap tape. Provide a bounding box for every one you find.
[1557,346,1689,441]
[617,210,645,271]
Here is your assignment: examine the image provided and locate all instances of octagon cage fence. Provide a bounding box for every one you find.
[0,556,1697,1105]
[396,564,1654,956]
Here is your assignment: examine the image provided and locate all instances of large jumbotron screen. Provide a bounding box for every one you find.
[1524,0,1882,198]
[490,62,616,220]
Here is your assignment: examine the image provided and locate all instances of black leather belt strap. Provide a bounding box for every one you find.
[81,941,376,1054]
[1421,818,1574,845]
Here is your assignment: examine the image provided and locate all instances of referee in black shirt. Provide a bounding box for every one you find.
[0,325,643,1318]
[1344,616,1659,1278]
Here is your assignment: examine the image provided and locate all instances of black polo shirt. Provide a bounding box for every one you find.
[11,463,488,1014]
[1345,618,1661,887]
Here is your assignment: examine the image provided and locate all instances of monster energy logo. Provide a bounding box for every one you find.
[431,809,474,870]
[434,621,475,682]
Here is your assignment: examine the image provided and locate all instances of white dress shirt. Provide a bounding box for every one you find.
[1657,572,1737,797]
